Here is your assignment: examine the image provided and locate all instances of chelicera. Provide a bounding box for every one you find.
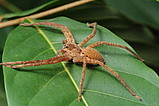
[0,21,144,101]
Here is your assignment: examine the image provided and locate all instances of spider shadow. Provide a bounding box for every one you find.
[39,26,62,34]
[13,65,62,77]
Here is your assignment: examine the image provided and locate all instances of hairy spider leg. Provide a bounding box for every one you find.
[87,41,144,61]
[0,54,71,68]
[78,22,97,47]
[20,22,75,43]
[0,56,64,65]
[78,60,87,101]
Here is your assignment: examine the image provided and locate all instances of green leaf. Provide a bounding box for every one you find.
[1,0,62,19]
[0,6,14,106]
[106,0,159,30]
[2,17,159,105]
[0,71,8,106]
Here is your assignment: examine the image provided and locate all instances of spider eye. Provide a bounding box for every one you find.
[65,46,68,48]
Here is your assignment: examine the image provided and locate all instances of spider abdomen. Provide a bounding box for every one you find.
[82,48,105,64]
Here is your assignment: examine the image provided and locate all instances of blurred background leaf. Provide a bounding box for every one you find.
[0,0,159,105]
[0,0,77,19]
[106,0,159,30]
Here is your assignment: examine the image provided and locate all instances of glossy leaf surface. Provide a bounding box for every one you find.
[2,17,159,106]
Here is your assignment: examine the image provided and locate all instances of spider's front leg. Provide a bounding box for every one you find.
[20,22,75,43]
[78,22,97,47]
[0,54,71,68]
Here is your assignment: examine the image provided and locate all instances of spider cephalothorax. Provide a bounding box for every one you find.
[0,21,143,101]
[61,39,105,63]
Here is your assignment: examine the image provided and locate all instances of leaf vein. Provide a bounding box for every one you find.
[85,89,146,105]
[28,70,66,105]
[11,32,39,53]
[32,48,52,60]
[68,98,78,106]
[114,68,159,89]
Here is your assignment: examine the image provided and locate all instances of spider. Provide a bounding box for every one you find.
[0,21,144,101]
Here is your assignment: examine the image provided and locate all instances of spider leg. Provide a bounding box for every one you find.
[87,41,144,61]
[20,22,75,43]
[3,61,55,68]
[0,57,59,65]
[0,54,71,68]
[78,60,87,101]
[73,57,87,101]
[78,22,97,47]
[80,58,142,101]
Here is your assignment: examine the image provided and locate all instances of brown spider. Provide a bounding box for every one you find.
[0,21,144,101]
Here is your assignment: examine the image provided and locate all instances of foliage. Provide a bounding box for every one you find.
[0,0,159,105]
[2,17,159,106]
